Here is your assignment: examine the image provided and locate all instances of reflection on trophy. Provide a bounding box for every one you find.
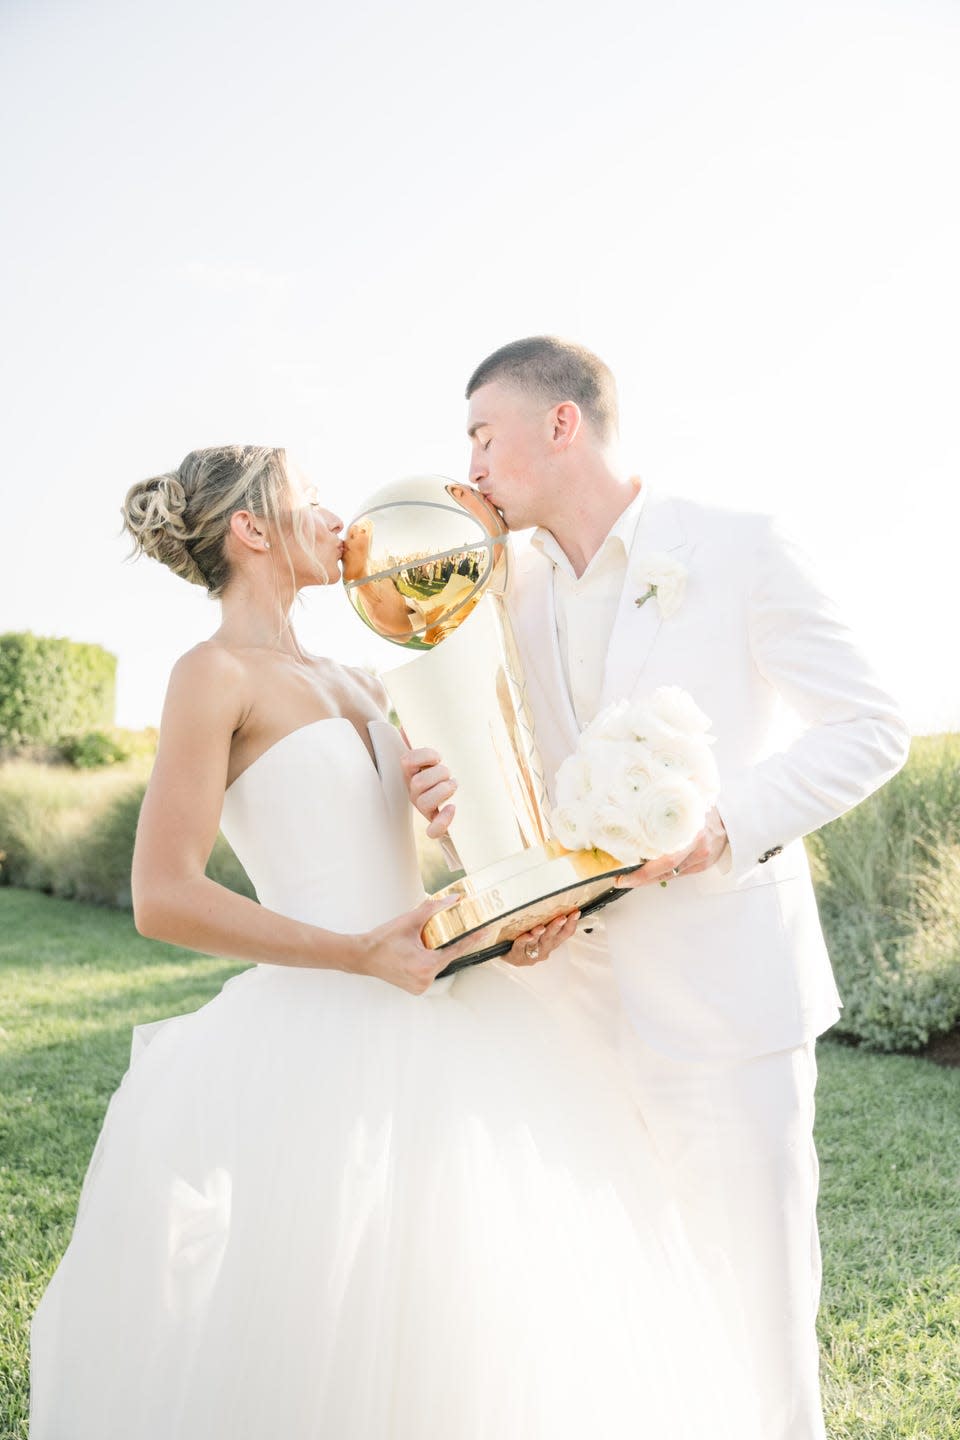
[342,476,633,975]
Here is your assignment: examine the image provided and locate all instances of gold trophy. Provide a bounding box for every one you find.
[342,476,633,975]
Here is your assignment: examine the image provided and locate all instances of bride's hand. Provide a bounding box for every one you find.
[401,746,457,839]
[352,894,475,995]
[504,910,580,968]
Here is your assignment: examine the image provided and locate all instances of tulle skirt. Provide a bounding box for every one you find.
[31,955,760,1439]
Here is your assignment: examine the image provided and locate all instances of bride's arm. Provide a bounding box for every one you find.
[131,646,463,994]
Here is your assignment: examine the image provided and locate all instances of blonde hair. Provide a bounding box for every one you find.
[122,446,326,597]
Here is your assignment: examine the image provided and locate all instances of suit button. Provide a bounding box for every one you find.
[771,845,783,856]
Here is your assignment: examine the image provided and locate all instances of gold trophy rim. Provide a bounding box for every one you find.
[425,843,642,952]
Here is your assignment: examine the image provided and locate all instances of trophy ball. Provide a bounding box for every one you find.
[342,476,508,650]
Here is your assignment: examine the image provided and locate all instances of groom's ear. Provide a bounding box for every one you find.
[549,401,582,452]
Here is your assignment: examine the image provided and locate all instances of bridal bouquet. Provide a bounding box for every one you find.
[550,687,719,867]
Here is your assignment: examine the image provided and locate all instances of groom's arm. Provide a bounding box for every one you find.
[715,516,910,883]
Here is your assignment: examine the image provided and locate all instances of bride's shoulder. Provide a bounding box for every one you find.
[338,661,390,716]
[164,641,253,724]
[170,640,250,689]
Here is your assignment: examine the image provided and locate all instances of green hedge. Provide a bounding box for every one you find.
[0,633,116,750]
[0,762,253,907]
[808,734,960,1051]
[58,730,130,769]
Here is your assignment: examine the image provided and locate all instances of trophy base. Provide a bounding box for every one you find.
[423,842,641,978]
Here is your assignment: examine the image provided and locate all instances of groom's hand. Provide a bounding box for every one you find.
[504,910,581,967]
[614,807,730,889]
[401,747,458,838]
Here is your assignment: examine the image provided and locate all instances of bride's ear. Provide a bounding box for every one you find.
[229,509,272,554]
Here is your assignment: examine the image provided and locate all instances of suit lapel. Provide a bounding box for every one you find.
[598,493,688,709]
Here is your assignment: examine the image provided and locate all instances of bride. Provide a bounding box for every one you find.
[30,445,760,1439]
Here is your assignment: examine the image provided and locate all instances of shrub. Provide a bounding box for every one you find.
[0,762,86,893]
[53,781,145,905]
[113,726,159,761]
[808,734,960,1051]
[0,633,116,749]
[0,761,254,908]
[59,730,131,769]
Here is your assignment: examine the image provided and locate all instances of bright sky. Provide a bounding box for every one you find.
[2,0,957,734]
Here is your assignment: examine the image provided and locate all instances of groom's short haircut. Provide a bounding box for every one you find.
[466,337,619,442]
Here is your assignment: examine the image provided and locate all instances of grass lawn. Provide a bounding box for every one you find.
[2,889,959,1439]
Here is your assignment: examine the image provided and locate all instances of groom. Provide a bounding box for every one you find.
[406,337,909,1440]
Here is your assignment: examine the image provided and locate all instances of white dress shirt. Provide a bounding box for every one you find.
[531,485,646,730]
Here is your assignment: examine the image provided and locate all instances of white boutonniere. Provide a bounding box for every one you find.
[631,552,687,618]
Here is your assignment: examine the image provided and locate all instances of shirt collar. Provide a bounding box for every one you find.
[531,480,646,578]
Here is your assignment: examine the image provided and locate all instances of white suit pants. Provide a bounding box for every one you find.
[540,936,827,1440]
[623,1032,825,1440]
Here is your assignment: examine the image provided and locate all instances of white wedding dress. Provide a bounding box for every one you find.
[31,718,760,1439]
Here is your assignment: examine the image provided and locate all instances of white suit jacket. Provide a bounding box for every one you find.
[508,488,910,1062]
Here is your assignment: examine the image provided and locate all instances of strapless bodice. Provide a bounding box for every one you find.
[218,717,425,933]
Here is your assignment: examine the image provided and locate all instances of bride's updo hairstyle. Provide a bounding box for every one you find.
[122,446,314,597]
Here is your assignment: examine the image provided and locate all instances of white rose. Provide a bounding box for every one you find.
[578,743,656,811]
[632,778,705,858]
[550,802,593,851]
[603,742,659,794]
[631,552,687,618]
[582,698,633,745]
[589,804,652,866]
[621,703,686,753]
[620,699,656,742]
[621,742,660,790]
[649,735,719,799]
[555,752,594,808]
[647,685,712,736]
